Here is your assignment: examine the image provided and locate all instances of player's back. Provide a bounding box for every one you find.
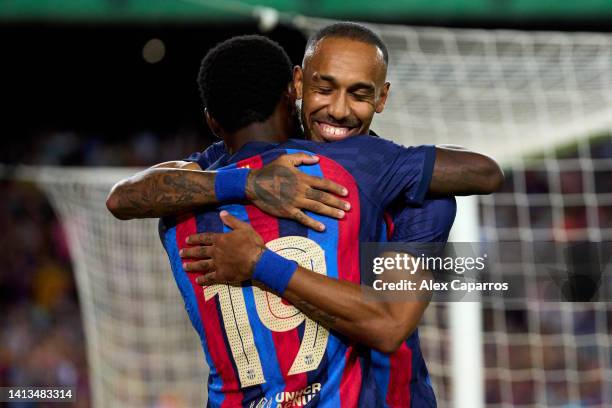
[159,137,435,407]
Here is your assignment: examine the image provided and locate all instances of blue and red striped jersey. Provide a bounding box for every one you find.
[160,136,435,407]
[374,198,456,408]
[186,140,227,169]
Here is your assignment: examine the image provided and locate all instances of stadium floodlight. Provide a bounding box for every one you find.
[254,6,280,32]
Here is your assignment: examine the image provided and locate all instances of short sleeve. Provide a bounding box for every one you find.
[184,141,227,169]
[384,144,435,207]
[357,137,435,208]
[390,197,457,243]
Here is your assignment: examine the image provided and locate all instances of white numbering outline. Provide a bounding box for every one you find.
[204,236,329,387]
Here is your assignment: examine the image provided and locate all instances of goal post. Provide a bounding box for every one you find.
[449,196,484,408]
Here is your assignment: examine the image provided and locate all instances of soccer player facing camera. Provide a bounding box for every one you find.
[108,26,502,407]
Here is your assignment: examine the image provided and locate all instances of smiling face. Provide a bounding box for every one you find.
[294,37,390,142]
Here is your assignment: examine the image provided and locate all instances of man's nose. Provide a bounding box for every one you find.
[328,91,350,122]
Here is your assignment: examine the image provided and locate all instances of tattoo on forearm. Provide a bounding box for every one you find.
[114,170,216,218]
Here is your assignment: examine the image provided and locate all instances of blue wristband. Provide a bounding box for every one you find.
[215,168,250,202]
[253,249,298,295]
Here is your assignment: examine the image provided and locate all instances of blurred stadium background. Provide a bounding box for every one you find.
[1,1,612,407]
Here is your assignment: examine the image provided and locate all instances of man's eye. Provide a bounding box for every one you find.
[352,92,371,100]
[316,88,332,94]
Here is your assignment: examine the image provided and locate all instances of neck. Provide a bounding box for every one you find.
[219,93,296,154]
[223,115,291,154]
[223,123,287,154]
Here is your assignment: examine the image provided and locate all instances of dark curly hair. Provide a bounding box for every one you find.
[197,35,293,134]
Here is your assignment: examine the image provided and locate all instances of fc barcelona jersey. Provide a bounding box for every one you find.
[372,198,456,408]
[159,136,435,407]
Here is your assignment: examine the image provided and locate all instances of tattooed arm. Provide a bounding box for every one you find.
[106,145,501,222]
[430,145,504,195]
[106,154,350,231]
[106,160,218,220]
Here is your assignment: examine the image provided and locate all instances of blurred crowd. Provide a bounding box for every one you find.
[1,130,611,407]
[0,181,89,407]
[3,130,212,167]
[0,130,214,407]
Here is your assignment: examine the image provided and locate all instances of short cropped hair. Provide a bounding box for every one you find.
[197,35,293,134]
[304,22,388,65]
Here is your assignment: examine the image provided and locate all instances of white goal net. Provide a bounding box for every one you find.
[296,18,612,408]
[15,167,208,408]
[14,19,612,408]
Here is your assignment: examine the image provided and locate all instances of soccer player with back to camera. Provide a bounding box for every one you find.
[107,29,503,408]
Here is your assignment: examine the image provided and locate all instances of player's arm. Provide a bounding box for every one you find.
[365,138,502,211]
[106,160,214,220]
[185,211,430,353]
[431,145,504,195]
[106,154,350,231]
[280,254,430,353]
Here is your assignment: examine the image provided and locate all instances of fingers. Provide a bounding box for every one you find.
[183,259,215,272]
[179,245,212,260]
[281,153,320,167]
[194,272,241,287]
[196,272,217,286]
[291,209,325,232]
[304,188,350,213]
[304,174,348,198]
[185,232,218,245]
[301,199,346,220]
[278,154,349,199]
[219,210,250,230]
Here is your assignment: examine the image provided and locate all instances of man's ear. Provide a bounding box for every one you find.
[293,65,304,100]
[375,82,390,114]
[285,81,297,105]
[287,81,296,99]
[204,109,223,139]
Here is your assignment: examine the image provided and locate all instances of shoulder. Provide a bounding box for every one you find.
[203,141,227,159]
[324,134,399,150]
[150,160,202,170]
[282,138,319,153]
[184,141,227,169]
[324,136,434,169]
